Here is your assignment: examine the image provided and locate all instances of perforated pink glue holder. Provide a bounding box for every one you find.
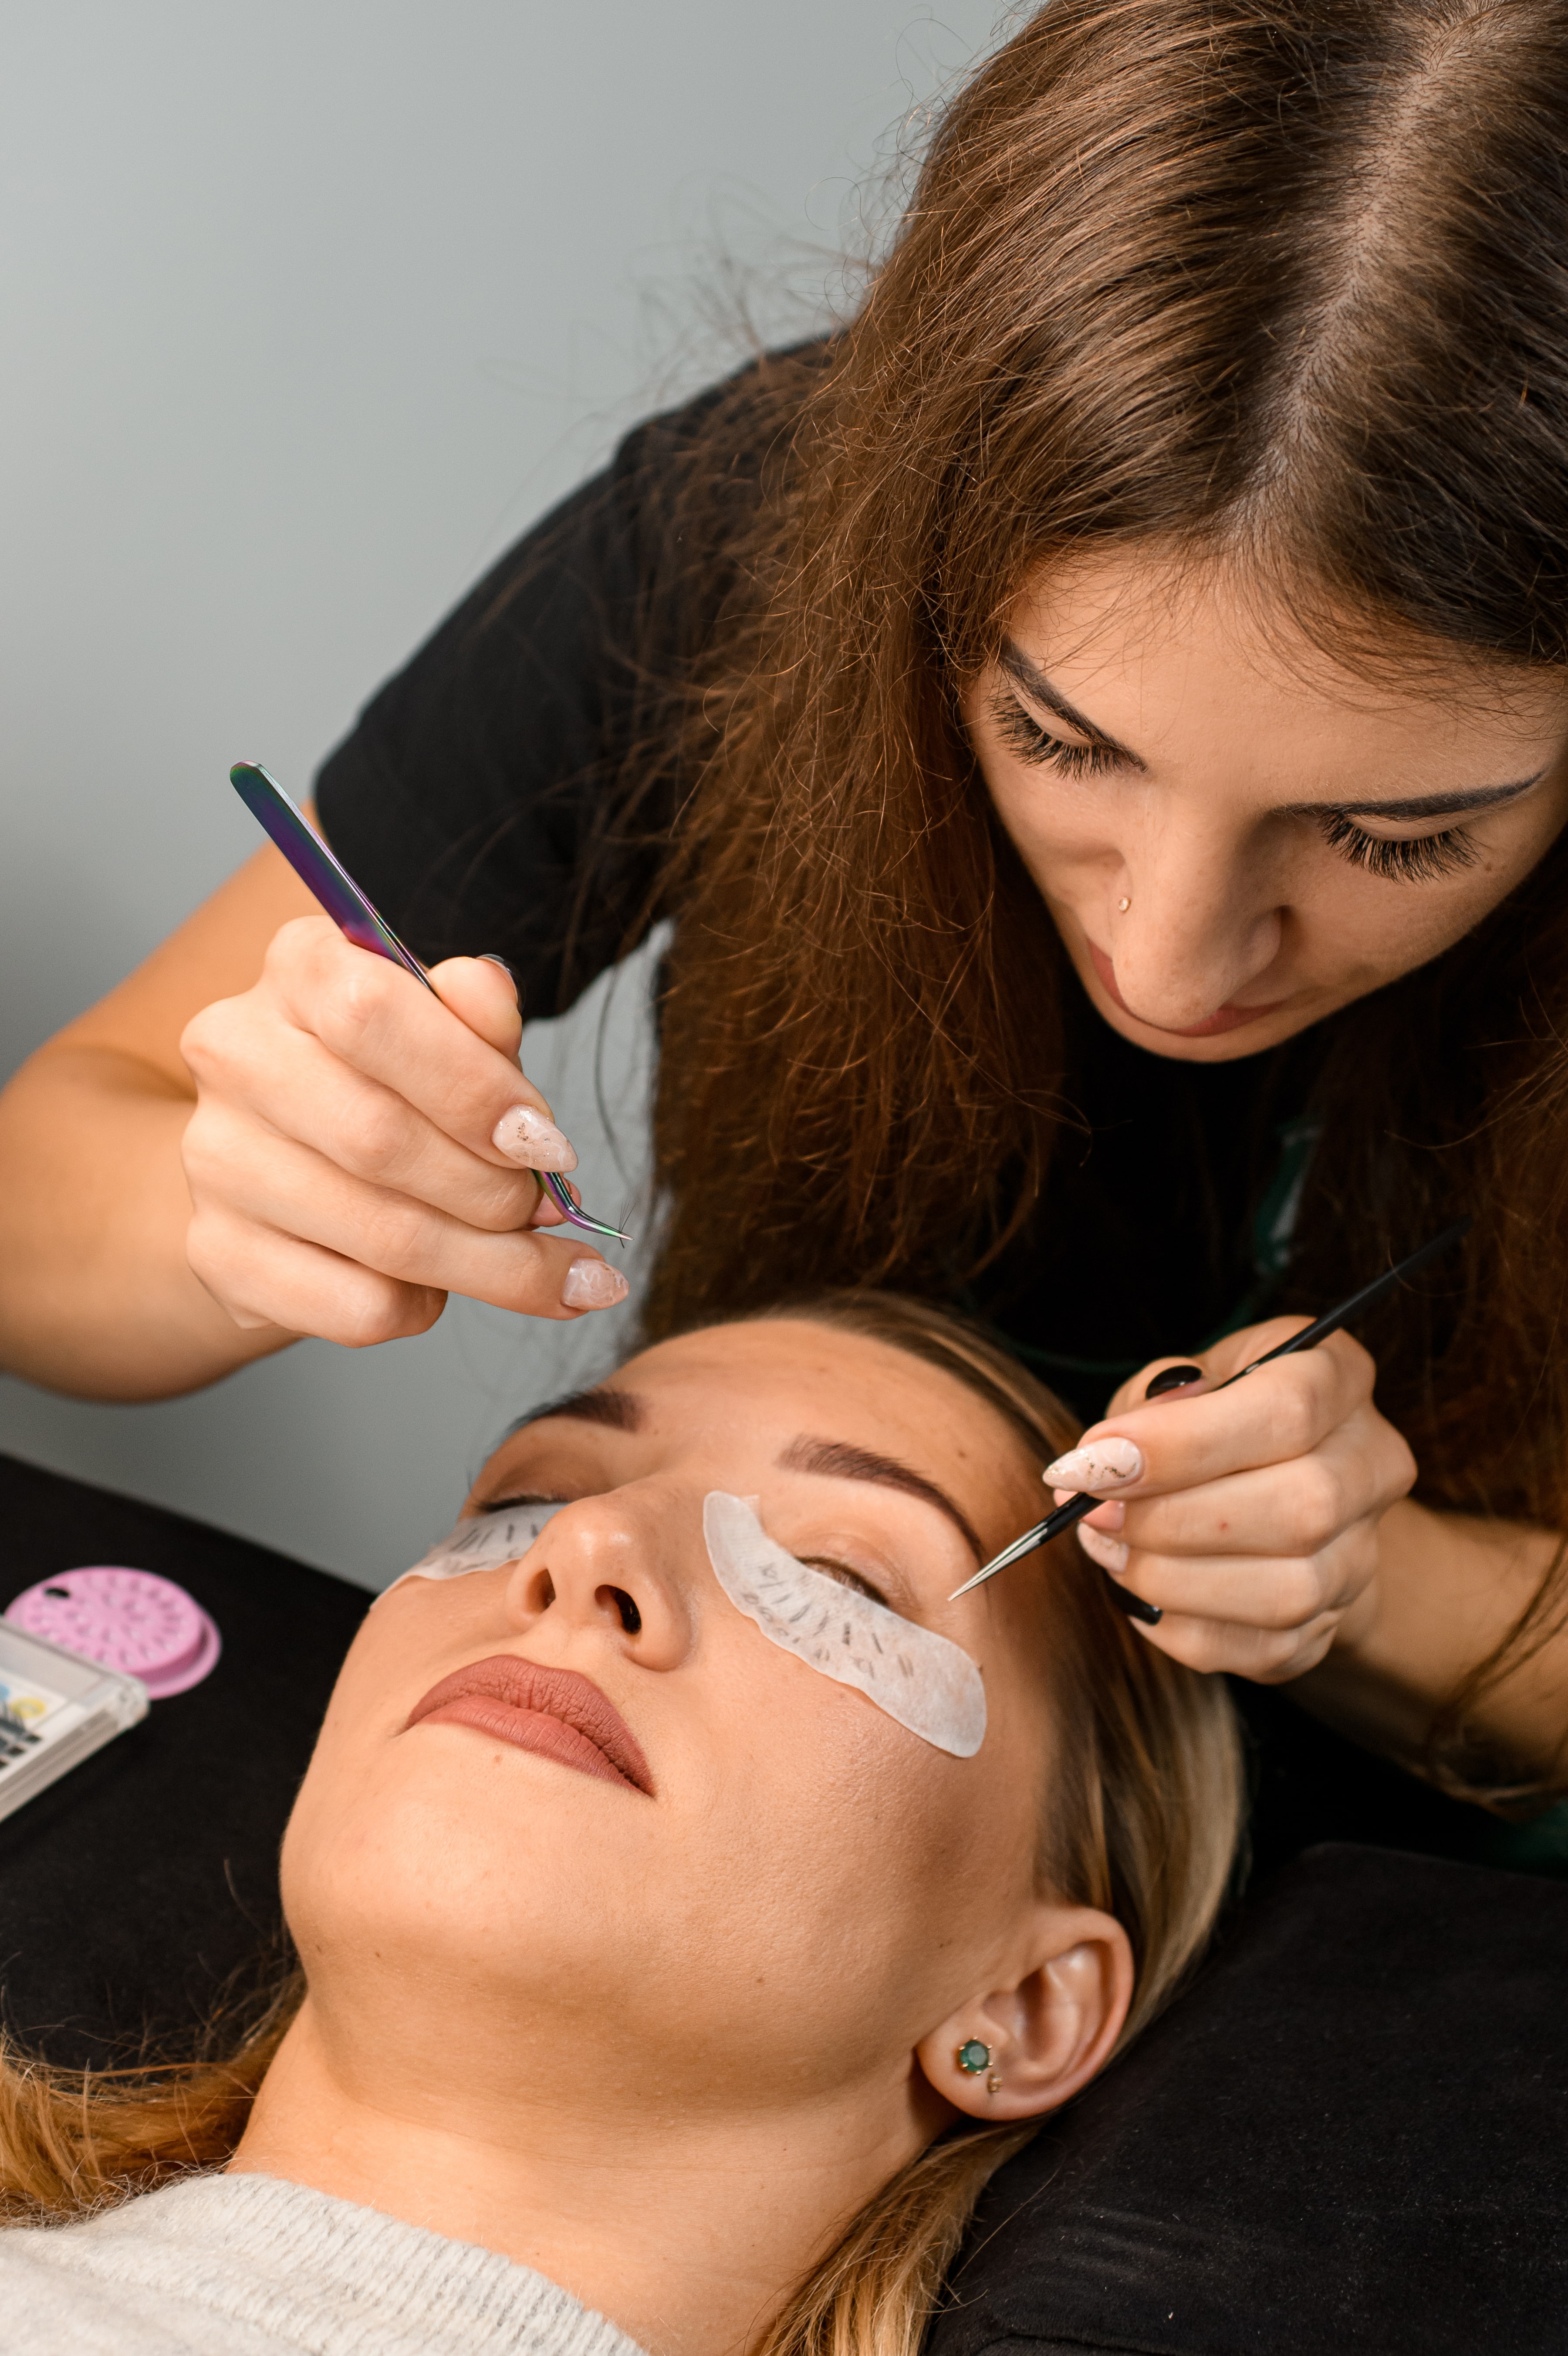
[5,1568,221,1699]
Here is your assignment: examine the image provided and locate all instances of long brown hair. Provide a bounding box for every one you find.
[634,0,1568,1801]
[0,1296,1240,2356]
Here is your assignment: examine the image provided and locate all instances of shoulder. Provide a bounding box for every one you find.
[465,333,833,667]
[311,341,830,992]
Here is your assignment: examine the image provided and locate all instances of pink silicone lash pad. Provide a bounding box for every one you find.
[5,1567,221,1699]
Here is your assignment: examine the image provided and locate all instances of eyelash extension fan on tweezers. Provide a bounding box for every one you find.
[229,761,629,1245]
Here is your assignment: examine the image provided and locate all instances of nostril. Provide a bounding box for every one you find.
[607,1588,642,1635]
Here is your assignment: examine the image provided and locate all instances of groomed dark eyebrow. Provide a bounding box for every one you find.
[497,1385,645,1444]
[998,639,1146,768]
[1286,774,1548,822]
[779,1435,984,1567]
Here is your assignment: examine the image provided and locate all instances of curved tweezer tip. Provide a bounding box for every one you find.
[541,1168,631,1246]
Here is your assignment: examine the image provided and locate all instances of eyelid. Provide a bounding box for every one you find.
[1318,809,1479,883]
[472,1489,574,1514]
[991,687,1122,775]
[797,1554,895,1611]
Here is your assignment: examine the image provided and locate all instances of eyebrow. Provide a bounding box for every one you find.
[778,1435,984,1566]
[499,1385,645,1442]
[998,639,1550,821]
[1284,775,1548,821]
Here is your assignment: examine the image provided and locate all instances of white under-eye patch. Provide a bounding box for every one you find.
[702,1491,986,1758]
[376,1500,566,1601]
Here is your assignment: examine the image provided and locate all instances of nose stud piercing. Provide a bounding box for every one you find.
[1116,895,1131,912]
[956,2039,992,2075]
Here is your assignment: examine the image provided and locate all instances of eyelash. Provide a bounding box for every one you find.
[1315,810,1480,884]
[798,1555,892,1610]
[994,693,1484,886]
[993,694,1120,777]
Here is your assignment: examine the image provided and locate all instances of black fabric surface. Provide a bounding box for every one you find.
[0,1451,365,2068]
[929,1843,1568,2356]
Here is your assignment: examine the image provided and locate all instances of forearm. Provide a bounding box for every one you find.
[0,1043,291,1399]
[1298,1496,1568,1788]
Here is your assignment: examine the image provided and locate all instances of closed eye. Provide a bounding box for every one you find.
[798,1556,894,1611]
[990,690,1123,777]
[1317,811,1480,883]
[473,1489,573,1513]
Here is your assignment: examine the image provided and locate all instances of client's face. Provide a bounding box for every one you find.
[282,1319,1116,2133]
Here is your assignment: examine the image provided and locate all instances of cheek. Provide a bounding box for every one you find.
[1293,859,1511,981]
[669,1652,1037,2055]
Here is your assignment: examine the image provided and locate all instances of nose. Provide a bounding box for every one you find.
[1110,816,1284,1027]
[502,1486,695,1670]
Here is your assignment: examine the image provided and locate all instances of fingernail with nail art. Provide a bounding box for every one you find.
[1075,1521,1131,1574]
[1042,1437,1145,1491]
[561,1257,630,1311]
[492,1104,578,1172]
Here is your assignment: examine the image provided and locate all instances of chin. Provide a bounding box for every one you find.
[280,1752,659,1988]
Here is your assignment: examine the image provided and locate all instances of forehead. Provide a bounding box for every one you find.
[1007,548,1568,749]
[494,1321,1034,1507]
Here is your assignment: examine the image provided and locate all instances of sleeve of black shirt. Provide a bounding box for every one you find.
[313,393,727,1021]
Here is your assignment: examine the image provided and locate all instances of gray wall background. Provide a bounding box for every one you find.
[0,0,1007,1590]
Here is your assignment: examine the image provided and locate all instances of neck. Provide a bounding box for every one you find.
[231,1998,938,2356]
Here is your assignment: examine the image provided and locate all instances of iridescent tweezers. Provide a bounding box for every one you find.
[229,761,629,1245]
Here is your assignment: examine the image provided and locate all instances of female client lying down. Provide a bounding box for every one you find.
[0,1294,1241,2356]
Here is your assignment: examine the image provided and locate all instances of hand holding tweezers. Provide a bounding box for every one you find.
[229,761,628,1246]
[953,1217,1472,1612]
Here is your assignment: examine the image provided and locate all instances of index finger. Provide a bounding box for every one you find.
[266,918,563,1168]
[1061,1329,1377,1496]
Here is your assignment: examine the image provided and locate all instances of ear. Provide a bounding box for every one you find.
[915,1906,1134,2123]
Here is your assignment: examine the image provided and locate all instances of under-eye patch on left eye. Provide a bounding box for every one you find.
[375,1501,565,1602]
[703,1492,986,1758]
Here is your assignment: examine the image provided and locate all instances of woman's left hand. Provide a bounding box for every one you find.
[1048,1320,1418,1680]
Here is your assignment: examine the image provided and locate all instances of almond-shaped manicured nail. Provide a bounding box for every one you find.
[1042,1437,1145,1491]
[561,1257,630,1311]
[492,1104,578,1173]
[1075,1521,1131,1574]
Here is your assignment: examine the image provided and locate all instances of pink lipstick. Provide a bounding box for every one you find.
[406,1656,653,1794]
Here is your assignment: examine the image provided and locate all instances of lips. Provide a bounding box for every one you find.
[1088,940,1286,1038]
[406,1657,653,1794]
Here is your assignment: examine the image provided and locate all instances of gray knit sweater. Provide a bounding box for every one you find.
[0,2171,653,2355]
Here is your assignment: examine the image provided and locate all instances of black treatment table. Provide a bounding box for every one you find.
[0,1449,367,2066]
[1,1448,1565,2353]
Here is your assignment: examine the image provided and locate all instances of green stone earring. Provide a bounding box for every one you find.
[956,2038,991,2075]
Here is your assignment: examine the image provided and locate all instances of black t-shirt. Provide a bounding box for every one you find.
[317,365,1568,1872]
[318,367,1329,1425]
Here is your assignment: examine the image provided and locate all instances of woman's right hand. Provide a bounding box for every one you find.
[179,915,629,1345]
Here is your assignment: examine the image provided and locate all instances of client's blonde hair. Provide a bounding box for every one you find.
[0,1291,1242,2356]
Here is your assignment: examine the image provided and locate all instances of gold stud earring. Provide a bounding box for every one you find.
[986,2069,1003,2095]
